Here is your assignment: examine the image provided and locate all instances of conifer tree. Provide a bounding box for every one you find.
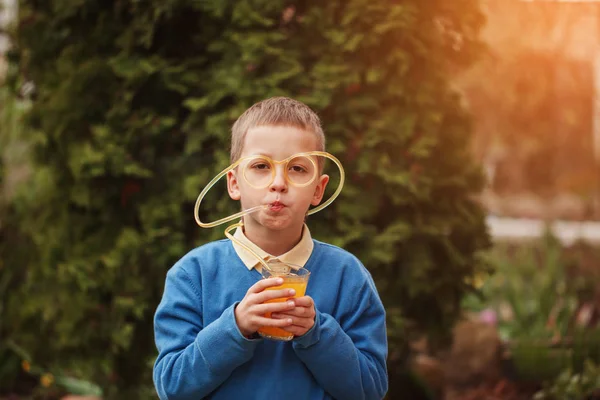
[3,0,489,395]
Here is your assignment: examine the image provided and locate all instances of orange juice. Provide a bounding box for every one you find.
[258,278,308,341]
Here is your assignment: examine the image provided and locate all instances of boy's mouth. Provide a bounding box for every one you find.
[268,201,286,212]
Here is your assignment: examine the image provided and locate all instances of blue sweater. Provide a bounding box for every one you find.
[153,239,388,400]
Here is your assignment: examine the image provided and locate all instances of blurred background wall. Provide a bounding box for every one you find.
[462,0,600,221]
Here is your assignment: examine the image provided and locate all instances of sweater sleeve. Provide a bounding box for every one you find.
[153,264,260,400]
[291,276,388,400]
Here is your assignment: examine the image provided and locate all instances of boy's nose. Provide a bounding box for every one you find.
[269,167,288,193]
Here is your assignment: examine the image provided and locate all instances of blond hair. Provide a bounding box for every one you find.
[230,97,326,163]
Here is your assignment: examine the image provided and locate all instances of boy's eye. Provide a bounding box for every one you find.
[289,165,308,173]
[252,163,271,170]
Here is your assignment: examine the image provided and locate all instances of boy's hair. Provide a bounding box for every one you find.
[230,97,326,163]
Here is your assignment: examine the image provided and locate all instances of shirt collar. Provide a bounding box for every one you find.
[232,224,314,271]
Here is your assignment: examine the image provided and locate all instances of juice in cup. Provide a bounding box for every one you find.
[258,262,310,341]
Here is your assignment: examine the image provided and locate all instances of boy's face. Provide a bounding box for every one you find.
[227,125,329,233]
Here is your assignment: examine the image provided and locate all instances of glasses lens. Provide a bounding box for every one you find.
[242,156,273,188]
[286,155,317,186]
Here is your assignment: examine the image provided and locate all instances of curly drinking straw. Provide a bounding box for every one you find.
[194,151,345,272]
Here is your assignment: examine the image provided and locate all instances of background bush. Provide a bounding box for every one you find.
[1,0,490,397]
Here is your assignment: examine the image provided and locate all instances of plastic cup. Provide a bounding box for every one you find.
[257,260,310,341]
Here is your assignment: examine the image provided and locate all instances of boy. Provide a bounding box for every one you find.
[153,97,388,399]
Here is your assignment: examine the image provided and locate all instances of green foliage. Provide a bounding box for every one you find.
[463,236,600,388]
[509,341,571,384]
[463,233,577,342]
[0,84,35,391]
[0,341,103,398]
[0,342,22,394]
[534,360,600,400]
[2,0,488,396]
[510,332,600,396]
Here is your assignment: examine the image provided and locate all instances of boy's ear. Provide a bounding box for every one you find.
[227,170,241,200]
[311,174,330,206]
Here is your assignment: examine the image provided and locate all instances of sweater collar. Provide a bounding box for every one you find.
[232,224,314,271]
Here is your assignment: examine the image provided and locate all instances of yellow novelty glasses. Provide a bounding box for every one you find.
[241,153,318,189]
[194,151,345,271]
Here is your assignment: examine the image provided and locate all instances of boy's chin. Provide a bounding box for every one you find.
[257,215,300,232]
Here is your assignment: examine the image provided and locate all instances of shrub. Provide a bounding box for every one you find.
[2,0,489,395]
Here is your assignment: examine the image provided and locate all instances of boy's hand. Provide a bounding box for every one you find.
[235,278,296,337]
[271,296,316,337]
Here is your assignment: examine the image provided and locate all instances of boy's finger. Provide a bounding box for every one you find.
[292,296,314,308]
[282,325,310,336]
[247,278,284,294]
[253,316,293,328]
[254,288,296,304]
[271,314,314,328]
[271,307,310,317]
[254,300,295,315]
